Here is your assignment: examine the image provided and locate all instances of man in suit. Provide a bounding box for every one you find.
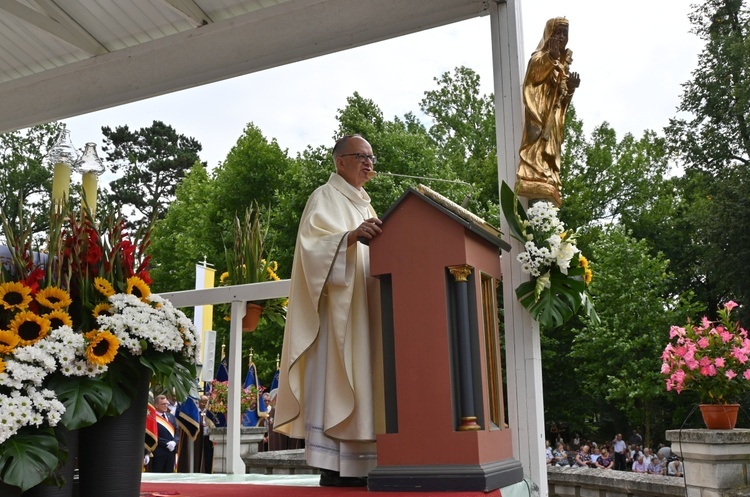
[152,394,180,472]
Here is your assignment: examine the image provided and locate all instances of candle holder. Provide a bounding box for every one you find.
[75,142,105,219]
[48,124,79,211]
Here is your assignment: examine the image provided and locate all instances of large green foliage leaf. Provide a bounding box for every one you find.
[47,375,112,430]
[500,181,526,242]
[516,267,587,330]
[0,427,61,491]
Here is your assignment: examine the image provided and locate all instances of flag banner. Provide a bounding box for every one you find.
[177,396,201,441]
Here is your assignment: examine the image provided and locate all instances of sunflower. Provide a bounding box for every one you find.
[35,286,73,310]
[93,277,116,298]
[0,357,5,374]
[126,276,151,301]
[0,329,20,354]
[9,310,50,345]
[584,268,593,285]
[92,302,113,319]
[578,255,589,269]
[85,330,119,365]
[83,329,99,341]
[0,281,32,310]
[45,309,73,330]
[219,271,230,284]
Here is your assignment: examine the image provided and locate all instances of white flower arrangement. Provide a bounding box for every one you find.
[97,293,199,363]
[501,181,598,330]
[0,326,104,444]
[516,201,580,281]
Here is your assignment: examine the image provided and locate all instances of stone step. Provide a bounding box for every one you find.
[244,449,317,475]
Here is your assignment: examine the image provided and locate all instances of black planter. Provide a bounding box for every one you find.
[76,366,151,497]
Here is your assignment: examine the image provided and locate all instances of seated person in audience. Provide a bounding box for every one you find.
[595,448,614,469]
[545,440,554,466]
[553,443,569,467]
[667,458,684,477]
[647,453,666,475]
[575,445,596,468]
[590,446,601,465]
[642,447,654,466]
[631,455,648,473]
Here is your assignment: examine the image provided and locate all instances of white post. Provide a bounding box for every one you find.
[490,1,548,496]
[225,300,247,474]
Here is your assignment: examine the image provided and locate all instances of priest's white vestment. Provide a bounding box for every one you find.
[274,172,384,477]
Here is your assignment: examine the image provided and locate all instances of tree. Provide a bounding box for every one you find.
[101,120,204,222]
[667,0,750,173]
[570,227,700,444]
[420,66,499,218]
[665,0,750,323]
[148,163,218,294]
[0,123,62,241]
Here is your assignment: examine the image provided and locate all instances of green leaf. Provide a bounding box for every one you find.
[500,181,527,243]
[516,268,586,330]
[101,357,142,417]
[48,375,112,430]
[0,427,61,492]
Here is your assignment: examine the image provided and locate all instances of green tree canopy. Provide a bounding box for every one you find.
[101,120,204,222]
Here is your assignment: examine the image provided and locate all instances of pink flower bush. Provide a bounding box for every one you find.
[662,301,750,404]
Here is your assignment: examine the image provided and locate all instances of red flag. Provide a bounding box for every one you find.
[145,403,158,453]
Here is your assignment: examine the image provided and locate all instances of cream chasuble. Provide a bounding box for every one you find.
[274,173,384,477]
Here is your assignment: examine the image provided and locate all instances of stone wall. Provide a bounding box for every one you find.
[547,466,686,497]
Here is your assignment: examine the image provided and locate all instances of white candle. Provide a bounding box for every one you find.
[81,171,98,219]
[51,163,71,204]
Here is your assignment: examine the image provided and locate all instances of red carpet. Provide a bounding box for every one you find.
[140,482,502,497]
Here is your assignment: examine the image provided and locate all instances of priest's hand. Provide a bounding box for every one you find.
[348,218,382,246]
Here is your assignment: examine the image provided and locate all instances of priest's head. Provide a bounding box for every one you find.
[333,134,376,189]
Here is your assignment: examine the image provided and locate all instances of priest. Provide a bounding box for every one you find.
[275,134,384,488]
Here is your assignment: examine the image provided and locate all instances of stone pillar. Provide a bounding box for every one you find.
[209,426,266,473]
[666,429,750,496]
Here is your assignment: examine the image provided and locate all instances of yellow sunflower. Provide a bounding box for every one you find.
[0,281,32,310]
[92,302,113,318]
[0,329,20,354]
[93,277,116,298]
[83,329,99,341]
[45,310,73,330]
[0,357,5,374]
[9,311,50,345]
[85,330,119,365]
[219,271,230,284]
[35,286,72,310]
[578,255,589,269]
[584,268,593,285]
[125,276,151,301]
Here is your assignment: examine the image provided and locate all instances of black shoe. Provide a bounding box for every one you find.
[319,469,367,487]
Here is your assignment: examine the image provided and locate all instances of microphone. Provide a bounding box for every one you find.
[368,170,472,189]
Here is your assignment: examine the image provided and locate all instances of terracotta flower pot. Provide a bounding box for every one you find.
[699,404,740,430]
[242,303,264,332]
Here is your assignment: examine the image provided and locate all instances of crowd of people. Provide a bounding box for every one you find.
[545,430,685,477]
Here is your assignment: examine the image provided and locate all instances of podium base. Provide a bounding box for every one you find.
[368,458,523,492]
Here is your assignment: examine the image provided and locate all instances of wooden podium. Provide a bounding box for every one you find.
[367,187,523,492]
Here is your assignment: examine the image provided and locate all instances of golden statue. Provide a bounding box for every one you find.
[517,17,580,206]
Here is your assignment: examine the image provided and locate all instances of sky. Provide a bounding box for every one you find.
[62,0,705,170]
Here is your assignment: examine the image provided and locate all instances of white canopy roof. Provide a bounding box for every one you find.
[0,0,489,134]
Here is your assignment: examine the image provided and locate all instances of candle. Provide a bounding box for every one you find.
[51,163,71,204]
[81,171,98,218]
[48,125,78,211]
[76,142,105,220]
